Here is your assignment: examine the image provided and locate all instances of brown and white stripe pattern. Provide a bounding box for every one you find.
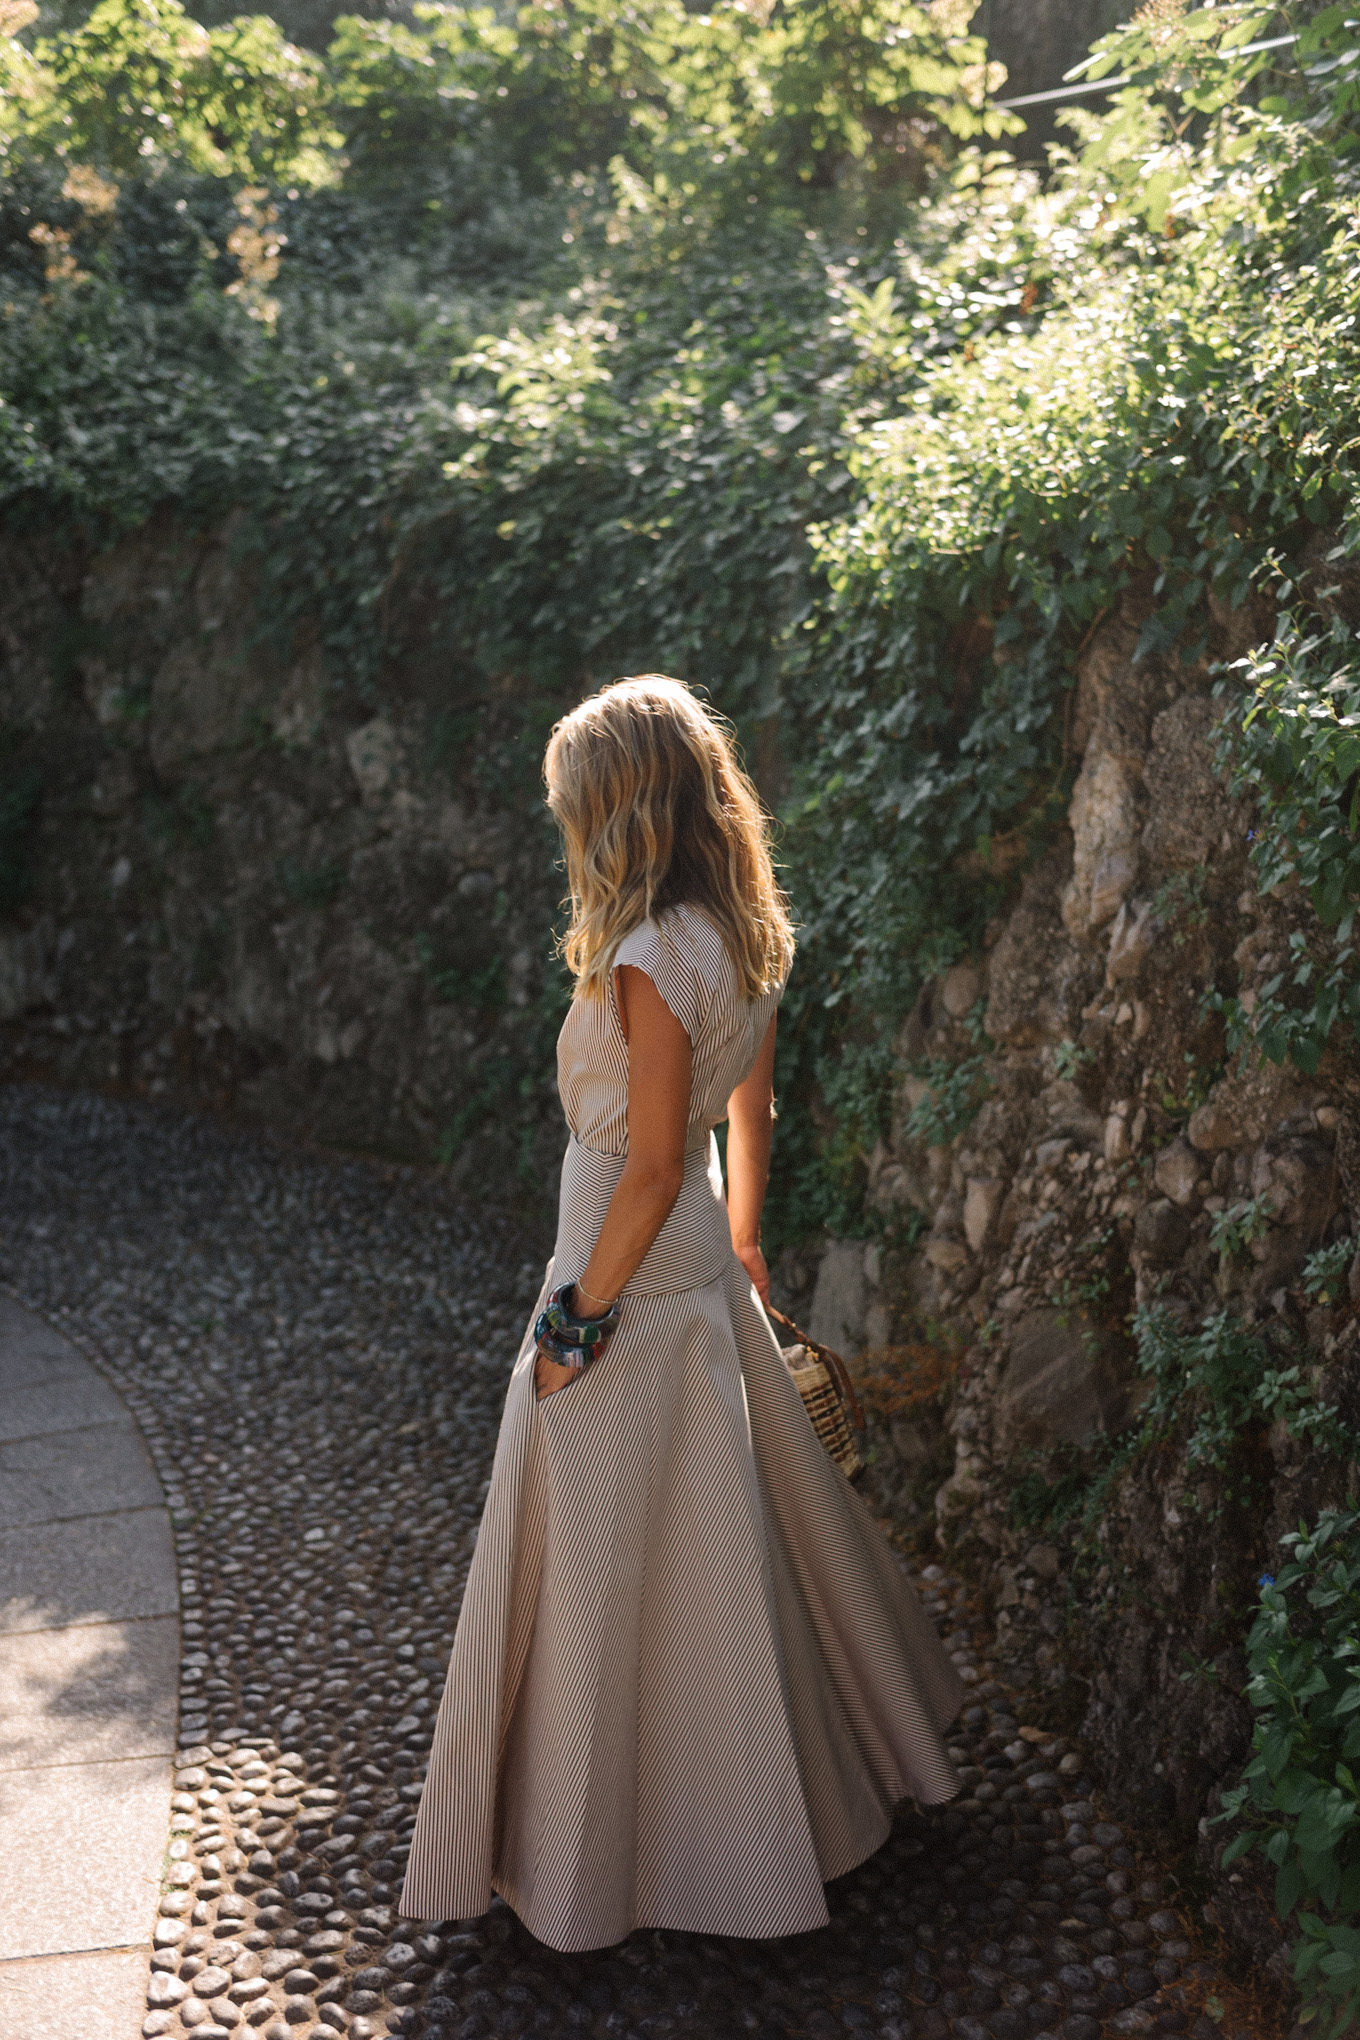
[399,908,964,1952]
[556,904,781,1162]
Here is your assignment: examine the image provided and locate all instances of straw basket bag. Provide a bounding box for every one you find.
[766,1303,865,1483]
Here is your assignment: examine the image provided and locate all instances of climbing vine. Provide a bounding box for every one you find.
[1214,606,1360,1073]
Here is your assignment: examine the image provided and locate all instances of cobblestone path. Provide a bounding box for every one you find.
[0,1087,1259,2040]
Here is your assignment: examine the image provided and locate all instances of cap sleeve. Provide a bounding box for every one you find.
[612,917,707,1045]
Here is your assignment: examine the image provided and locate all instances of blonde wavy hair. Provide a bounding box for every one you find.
[544,674,796,1002]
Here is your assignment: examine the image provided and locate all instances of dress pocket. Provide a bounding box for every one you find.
[536,1364,590,1412]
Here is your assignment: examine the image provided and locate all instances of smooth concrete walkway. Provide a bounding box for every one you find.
[0,1295,178,2040]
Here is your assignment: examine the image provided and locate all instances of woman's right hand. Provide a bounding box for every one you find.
[735,1240,771,1305]
[535,1347,581,1400]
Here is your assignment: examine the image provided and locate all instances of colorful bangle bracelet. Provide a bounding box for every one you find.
[533,1284,621,1368]
[534,1333,593,1370]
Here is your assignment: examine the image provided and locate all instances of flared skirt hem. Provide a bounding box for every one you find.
[398,1253,964,1946]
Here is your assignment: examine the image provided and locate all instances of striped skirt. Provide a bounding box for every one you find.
[398,1141,964,1952]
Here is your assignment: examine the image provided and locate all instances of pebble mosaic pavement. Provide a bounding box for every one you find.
[0,1086,1257,2040]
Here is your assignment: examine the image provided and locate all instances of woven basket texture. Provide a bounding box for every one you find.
[782,1343,864,1482]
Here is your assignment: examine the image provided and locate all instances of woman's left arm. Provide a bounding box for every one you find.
[725,1011,778,1305]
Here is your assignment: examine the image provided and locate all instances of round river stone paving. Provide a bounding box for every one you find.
[0,1085,1251,2040]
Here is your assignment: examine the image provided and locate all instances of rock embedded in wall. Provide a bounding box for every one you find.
[1061,751,1142,937]
[0,918,59,1021]
[985,846,1094,1048]
[1140,691,1238,876]
[1131,1196,1190,1269]
[962,1173,1002,1254]
[806,1238,867,1353]
[1103,895,1159,987]
[346,717,403,803]
[1152,1138,1200,1209]
[994,1308,1137,1455]
[938,958,982,1020]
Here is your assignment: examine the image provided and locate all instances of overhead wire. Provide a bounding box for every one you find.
[993,31,1299,111]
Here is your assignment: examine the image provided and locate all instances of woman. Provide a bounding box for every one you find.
[400,675,963,1953]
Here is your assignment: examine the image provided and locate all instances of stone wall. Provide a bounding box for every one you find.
[780,574,1360,2000]
[0,516,567,1203]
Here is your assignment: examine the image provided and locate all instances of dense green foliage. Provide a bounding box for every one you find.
[1133,1299,1356,1483]
[3,0,1008,198]
[37,0,334,178]
[1220,1511,1360,2036]
[1216,609,1360,1073]
[792,2,1360,1172]
[1001,1293,1358,1550]
[5,0,1360,1242]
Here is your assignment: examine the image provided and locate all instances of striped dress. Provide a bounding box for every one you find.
[399,904,963,1952]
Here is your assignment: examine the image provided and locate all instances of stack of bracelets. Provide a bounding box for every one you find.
[534,1283,622,1370]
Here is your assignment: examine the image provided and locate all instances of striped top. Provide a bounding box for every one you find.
[557,903,784,1158]
[551,903,786,1297]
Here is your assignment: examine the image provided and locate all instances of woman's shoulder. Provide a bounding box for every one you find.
[617,904,786,1008]
[651,904,745,987]
[615,902,707,960]
[612,913,669,975]
[612,909,715,1043]
[671,904,791,1003]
